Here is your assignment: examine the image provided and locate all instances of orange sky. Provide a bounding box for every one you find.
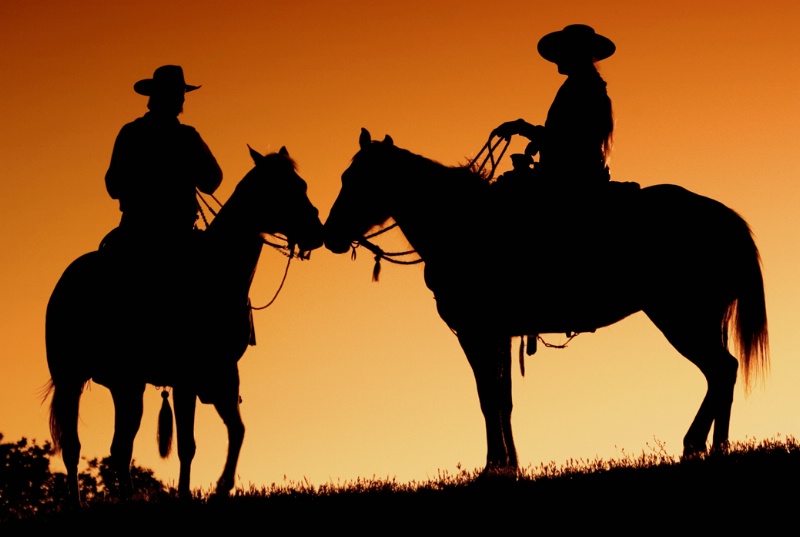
[2,1,800,491]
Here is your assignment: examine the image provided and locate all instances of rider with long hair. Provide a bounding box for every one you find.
[493,24,615,190]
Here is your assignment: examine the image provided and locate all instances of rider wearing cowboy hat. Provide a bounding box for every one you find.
[493,24,615,190]
[105,65,222,239]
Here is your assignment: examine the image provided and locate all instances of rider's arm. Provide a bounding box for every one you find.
[104,126,133,200]
[191,129,223,195]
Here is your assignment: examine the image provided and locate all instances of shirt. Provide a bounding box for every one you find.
[105,112,222,233]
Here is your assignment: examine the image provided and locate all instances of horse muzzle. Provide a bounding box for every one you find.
[323,227,352,254]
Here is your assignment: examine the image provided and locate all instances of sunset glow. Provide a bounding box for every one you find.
[2,1,799,491]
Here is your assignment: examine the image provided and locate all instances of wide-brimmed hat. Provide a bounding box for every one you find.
[537,24,615,64]
[133,65,200,96]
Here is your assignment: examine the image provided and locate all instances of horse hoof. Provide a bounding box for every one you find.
[709,441,730,456]
[208,489,231,504]
[478,465,520,481]
[214,476,234,497]
[681,444,707,461]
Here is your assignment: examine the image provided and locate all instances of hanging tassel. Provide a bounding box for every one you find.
[351,245,358,261]
[372,254,382,282]
[518,338,526,377]
[526,334,538,356]
[157,389,173,458]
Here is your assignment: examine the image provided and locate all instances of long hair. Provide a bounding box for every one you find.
[593,62,614,166]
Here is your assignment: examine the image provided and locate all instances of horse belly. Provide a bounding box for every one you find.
[429,260,641,336]
[507,291,640,335]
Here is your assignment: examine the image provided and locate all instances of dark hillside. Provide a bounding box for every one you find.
[4,437,798,532]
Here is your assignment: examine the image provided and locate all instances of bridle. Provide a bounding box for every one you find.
[350,221,423,282]
[196,190,307,310]
[348,133,510,281]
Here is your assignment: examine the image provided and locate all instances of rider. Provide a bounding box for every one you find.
[105,65,222,253]
[104,65,222,305]
[492,24,615,192]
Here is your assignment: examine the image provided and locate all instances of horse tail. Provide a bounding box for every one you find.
[726,226,769,392]
[157,389,174,458]
[44,380,62,454]
[45,378,85,454]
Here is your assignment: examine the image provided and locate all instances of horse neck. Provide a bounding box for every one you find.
[387,152,482,262]
[204,194,264,297]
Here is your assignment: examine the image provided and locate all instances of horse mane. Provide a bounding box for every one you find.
[206,150,298,239]
[381,142,490,191]
[465,161,492,182]
[227,151,298,201]
[265,150,298,171]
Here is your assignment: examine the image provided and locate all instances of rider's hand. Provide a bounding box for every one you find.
[492,119,543,142]
[492,119,527,140]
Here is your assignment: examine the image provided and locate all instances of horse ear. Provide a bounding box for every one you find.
[359,128,371,149]
[279,146,289,157]
[383,134,394,146]
[248,144,264,164]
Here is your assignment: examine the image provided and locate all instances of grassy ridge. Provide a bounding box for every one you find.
[5,436,799,532]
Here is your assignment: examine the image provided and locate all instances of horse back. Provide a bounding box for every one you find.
[425,181,755,335]
[46,247,251,390]
[46,252,107,383]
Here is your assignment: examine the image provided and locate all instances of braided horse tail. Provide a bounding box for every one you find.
[157,389,174,458]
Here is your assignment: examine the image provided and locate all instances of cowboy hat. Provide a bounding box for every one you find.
[133,65,200,96]
[537,24,615,64]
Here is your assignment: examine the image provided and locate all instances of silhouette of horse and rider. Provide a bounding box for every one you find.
[47,24,769,502]
[46,65,323,504]
[323,25,768,474]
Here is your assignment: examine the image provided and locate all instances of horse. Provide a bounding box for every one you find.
[323,128,769,473]
[46,146,323,504]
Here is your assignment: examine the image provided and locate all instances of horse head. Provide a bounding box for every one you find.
[236,146,324,256]
[324,128,397,254]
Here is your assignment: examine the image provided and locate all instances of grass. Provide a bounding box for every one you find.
[5,436,800,532]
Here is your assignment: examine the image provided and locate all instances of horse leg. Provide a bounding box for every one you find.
[108,382,146,499]
[686,349,738,454]
[457,331,517,470]
[645,307,738,456]
[50,381,83,506]
[173,387,197,498]
[212,374,245,495]
[498,338,517,467]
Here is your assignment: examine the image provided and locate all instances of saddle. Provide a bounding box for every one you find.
[491,161,643,348]
[98,226,257,348]
[428,161,644,342]
[99,226,195,301]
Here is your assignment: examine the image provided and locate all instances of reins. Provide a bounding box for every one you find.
[468,133,511,181]
[196,189,299,310]
[351,223,423,282]
[249,254,292,310]
[196,189,221,227]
